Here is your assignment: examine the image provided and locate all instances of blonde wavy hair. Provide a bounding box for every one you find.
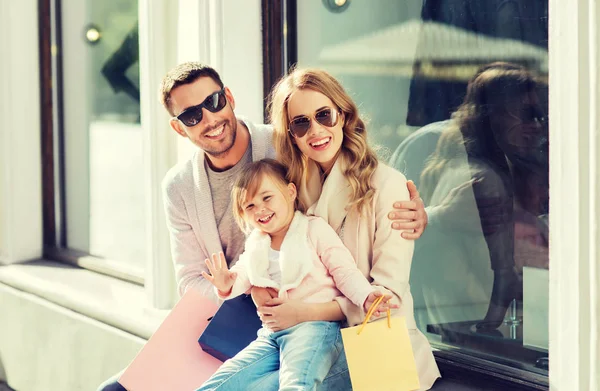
[267,68,378,213]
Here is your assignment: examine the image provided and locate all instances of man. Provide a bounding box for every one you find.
[98,62,428,391]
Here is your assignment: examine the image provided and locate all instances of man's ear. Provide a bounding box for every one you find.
[169,118,188,138]
[224,87,236,111]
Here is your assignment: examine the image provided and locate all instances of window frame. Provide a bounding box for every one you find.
[38,0,145,285]
[38,0,182,306]
[261,0,297,122]
[547,0,600,389]
[261,0,553,388]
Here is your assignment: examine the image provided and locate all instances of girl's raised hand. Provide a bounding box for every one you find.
[201,252,237,295]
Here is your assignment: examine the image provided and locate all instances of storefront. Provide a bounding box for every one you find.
[0,0,598,390]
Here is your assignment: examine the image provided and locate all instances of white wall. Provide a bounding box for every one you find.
[0,284,144,390]
[221,0,263,125]
[548,0,600,390]
[139,0,179,308]
[0,0,43,264]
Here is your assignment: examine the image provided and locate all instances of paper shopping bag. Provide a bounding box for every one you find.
[341,296,420,391]
[199,294,262,361]
[119,289,223,391]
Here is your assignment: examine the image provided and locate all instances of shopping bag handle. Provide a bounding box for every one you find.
[357,295,392,335]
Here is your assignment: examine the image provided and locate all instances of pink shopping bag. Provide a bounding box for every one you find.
[119,289,223,391]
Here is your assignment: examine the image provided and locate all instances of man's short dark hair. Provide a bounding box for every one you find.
[159,62,224,116]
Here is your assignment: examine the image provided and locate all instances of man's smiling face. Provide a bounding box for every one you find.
[169,76,238,157]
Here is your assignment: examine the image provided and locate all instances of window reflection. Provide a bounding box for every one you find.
[62,0,144,274]
[410,63,548,370]
[101,23,140,107]
[297,0,549,374]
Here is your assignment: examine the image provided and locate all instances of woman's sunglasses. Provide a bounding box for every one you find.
[288,107,340,138]
[175,89,227,127]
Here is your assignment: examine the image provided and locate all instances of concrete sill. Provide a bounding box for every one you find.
[0,260,168,340]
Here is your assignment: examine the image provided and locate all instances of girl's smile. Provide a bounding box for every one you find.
[242,175,297,244]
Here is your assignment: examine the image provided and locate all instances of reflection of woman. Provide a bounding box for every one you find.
[420,63,548,329]
[270,68,440,389]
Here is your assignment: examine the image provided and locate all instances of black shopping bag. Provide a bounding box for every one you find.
[198,294,263,362]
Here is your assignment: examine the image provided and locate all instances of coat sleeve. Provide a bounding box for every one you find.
[216,252,253,300]
[311,218,375,309]
[335,169,415,327]
[162,175,219,303]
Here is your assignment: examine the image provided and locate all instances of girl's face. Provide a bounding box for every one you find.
[287,89,344,172]
[242,174,297,238]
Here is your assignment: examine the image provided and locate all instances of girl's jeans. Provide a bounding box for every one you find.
[97,324,351,391]
[196,321,346,391]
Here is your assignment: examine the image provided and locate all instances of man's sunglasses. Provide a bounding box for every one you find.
[288,107,340,138]
[175,89,227,127]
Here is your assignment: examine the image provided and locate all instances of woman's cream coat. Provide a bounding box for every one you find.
[299,158,441,390]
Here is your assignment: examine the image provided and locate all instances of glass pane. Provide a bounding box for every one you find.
[61,0,144,275]
[297,0,549,374]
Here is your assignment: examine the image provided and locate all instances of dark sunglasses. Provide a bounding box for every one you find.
[288,107,340,138]
[175,89,227,127]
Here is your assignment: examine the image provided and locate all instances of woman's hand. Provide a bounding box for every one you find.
[250,286,279,307]
[257,297,308,332]
[200,252,237,295]
[363,291,399,318]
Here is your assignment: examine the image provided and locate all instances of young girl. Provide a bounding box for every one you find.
[197,158,392,391]
[268,68,440,390]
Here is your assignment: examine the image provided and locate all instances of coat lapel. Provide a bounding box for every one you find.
[192,150,222,257]
[240,212,314,293]
[241,229,277,289]
[243,117,269,162]
[303,159,352,235]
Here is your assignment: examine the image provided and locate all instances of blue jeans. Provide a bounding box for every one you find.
[197,321,344,391]
[97,325,351,391]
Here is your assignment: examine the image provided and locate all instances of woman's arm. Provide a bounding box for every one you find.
[257,299,344,331]
[300,300,345,322]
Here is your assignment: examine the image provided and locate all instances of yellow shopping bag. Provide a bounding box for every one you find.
[341,296,420,391]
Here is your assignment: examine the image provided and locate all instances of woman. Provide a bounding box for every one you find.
[268,68,441,390]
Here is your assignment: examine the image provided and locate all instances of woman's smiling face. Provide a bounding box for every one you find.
[287,89,344,172]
